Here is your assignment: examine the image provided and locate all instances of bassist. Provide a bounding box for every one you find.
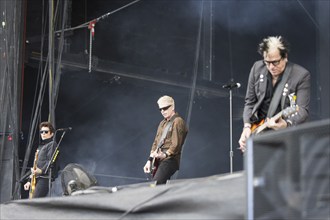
[143,96,188,184]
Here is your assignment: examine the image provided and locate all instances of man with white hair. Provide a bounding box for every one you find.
[238,36,310,152]
[143,95,188,184]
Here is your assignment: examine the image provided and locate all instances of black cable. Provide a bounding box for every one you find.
[117,187,170,220]
[54,0,142,34]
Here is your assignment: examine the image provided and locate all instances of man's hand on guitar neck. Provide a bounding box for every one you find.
[151,150,167,160]
[31,167,42,175]
[266,117,288,130]
[239,117,289,153]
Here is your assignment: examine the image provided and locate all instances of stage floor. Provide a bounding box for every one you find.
[0,172,245,219]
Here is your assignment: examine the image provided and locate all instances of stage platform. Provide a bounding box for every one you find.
[0,172,245,219]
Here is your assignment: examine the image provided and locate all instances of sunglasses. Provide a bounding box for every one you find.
[159,105,171,111]
[263,58,282,66]
[40,130,50,134]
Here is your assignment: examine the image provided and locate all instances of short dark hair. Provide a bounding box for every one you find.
[39,121,55,133]
[258,36,290,58]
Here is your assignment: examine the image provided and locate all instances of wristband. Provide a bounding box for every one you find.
[243,125,251,129]
[148,157,153,162]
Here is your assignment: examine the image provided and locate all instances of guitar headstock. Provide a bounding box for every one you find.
[288,93,297,106]
[282,105,299,119]
[283,93,299,119]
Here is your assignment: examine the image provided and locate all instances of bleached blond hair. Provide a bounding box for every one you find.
[258,36,290,58]
[157,95,175,109]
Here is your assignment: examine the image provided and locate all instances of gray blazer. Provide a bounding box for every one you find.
[243,60,310,126]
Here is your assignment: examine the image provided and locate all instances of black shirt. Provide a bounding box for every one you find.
[257,72,283,122]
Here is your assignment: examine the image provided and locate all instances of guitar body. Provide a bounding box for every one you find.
[29,150,39,199]
[29,177,36,199]
[251,119,265,134]
[151,158,159,177]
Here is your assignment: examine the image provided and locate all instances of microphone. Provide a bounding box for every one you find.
[222,82,241,89]
[57,127,72,131]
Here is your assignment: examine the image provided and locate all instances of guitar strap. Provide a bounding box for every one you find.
[267,62,292,118]
[156,115,177,150]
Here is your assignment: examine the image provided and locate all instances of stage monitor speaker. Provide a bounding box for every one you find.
[245,119,330,220]
[61,163,98,196]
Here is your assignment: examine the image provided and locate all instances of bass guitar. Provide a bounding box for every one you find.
[150,157,159,177]
[150,145,163,177]
[29,150,39,199]
[251,105,299,135]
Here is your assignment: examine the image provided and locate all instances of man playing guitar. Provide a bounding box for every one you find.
[143,95,188,184]
[24,121,57,198]
[238,36,310,152]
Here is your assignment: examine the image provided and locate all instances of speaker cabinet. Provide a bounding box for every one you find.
[246,119,330,220]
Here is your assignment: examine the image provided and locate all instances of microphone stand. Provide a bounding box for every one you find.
[223,82,240,174]
[229,87,234,174]
[45,130,67,197]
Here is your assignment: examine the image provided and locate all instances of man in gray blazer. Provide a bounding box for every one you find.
[238,36,310,152]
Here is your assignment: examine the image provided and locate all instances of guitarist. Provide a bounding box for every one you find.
[24,121,57,198]
[143,95,188,184]
[238,36,310,153]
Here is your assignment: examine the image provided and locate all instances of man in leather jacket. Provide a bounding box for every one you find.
[24,121,57,198]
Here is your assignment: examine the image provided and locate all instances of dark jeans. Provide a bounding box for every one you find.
[152,158,178,184]
[33,177,49,198]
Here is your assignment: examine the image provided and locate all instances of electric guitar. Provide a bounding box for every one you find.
[29,150,39,199]
[150,157,159,177]
[150,147,162,177]
[251,105,299,135]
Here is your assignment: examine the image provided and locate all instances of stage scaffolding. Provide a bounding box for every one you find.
[0,0,25,202]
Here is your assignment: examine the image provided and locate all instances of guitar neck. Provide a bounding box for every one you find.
[273,111,283,120]
[29,151,39,198]
[254,111,283,134]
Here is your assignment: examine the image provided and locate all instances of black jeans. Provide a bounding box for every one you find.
[152,158,178,184]
[33,177,49,198]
